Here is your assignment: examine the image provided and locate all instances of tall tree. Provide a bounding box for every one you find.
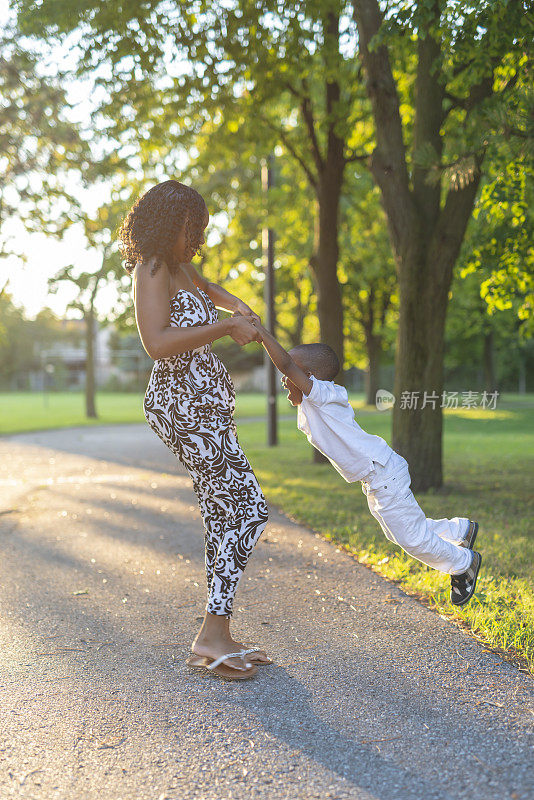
[212,0,372,378]
[0,32,86,262]
[48,198,133,417]
[341,170,397,403]
[186,133,320,347]
[15,0,374,379]
[462,159,534,339]
[445,269,514,394]
[192,95,398,403]
[0,292,77,389]
[352,0,530,488]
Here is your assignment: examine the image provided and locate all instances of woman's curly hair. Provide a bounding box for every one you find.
[117,180,207,275]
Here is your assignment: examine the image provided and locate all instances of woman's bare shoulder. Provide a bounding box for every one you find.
[133,257,170,299]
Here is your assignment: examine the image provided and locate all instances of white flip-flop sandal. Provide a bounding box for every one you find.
[186,650,258,681]
[240,645,273,665]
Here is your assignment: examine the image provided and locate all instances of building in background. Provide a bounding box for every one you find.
[30,320,114,391]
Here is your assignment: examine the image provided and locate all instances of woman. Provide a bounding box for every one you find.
[117,179,270,680]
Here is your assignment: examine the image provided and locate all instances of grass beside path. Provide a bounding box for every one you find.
[0,390,293,435]
[236,397,534,673]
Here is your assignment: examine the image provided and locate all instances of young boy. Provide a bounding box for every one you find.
[251,321,482,606]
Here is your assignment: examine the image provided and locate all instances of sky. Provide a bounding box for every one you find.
[2,0,272,321]
[1,0,114,319]
[2,218,118,319]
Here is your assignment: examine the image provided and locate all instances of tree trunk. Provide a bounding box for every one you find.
[85,307,97,419]
[391,243,451,491]
[483,329,497,393]
[353,0,492,491]
[310,170,344,465]
[365,330,381,406]
[289,272,308,348]
[518,347,526,394]
[310,170,345,381]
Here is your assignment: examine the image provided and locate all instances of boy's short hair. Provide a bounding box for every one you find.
[289,343,340,381]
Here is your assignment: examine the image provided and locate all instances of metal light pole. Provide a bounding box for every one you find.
[261,154,278,446]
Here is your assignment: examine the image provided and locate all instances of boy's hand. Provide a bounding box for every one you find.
[229,316,262,345]
[233,311,265,340]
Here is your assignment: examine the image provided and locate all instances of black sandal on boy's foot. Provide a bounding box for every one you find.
[450,551,482,606]
[459,520,478,549]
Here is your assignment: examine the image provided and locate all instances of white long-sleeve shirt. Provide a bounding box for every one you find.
[297,375,393,482]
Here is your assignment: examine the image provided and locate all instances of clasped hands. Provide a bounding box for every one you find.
[230,302,264,346]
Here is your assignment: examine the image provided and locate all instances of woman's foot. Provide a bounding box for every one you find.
[191,633,253,671]
[191,611,271,670]
[191,612,256,671]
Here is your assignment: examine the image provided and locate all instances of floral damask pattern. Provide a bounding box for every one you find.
[143,288,268,616]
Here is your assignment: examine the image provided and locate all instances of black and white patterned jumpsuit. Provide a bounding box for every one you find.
[143,288,268,617]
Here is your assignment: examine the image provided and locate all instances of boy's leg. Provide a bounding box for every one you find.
[361,464,472,575]
[362,454,471,547]
[426,515,470,545]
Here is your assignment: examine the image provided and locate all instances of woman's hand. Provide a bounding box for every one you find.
[229,316,262,346]
[234,299,261,324]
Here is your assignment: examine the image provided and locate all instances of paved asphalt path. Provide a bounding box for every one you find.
[0,424,532,800]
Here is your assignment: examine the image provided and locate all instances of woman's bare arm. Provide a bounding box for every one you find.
[182,262,261,321]
[133,260,260,359]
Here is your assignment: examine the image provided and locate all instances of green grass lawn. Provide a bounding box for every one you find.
[0,390,295,435]
[2,390,533,670]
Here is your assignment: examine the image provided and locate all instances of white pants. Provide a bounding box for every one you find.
[360,451,472,575]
